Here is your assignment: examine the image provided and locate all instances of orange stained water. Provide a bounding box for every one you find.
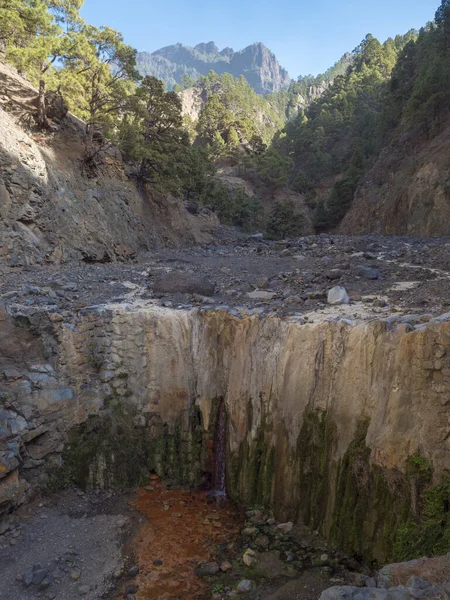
[130,479,241,600]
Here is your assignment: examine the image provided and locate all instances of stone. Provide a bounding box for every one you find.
[45,89,69,121]
[326,269,345,280]
[327,286,350,305]
[125,584,137,594]
[71,569,82,581]
[194,562,220,577]
[255,535,270,549]
[242,527,258,536]
[220,561,232,572]
[38,575,52,591]
[22,568,34,588]
[247,290,277,300]
[308,290,326,300]
[243,548,257,567]
[236,579,256,594]
[153,272,215,296]
[77,584,90,595]
[356,265,379,280]
[277,522,294,533]
[128,565,139,577]
[373,298,387,308]
[0,452,19,479]
[32,568,49,586]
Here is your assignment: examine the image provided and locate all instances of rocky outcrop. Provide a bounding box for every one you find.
[1,300,449,563]
[321,555,450,600]
[137,42,291,95]
[180,87,205,121]
[0,61,219,266]
[339,123,450,237]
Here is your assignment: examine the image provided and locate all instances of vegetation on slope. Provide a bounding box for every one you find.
[265,0,450,230]
[1,0,450,236]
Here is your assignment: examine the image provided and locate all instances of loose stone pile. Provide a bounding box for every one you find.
[194,508,370,599]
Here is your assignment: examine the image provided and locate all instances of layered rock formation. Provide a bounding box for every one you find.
[1,301,449,562]
[137,42,291,95]
[0,61,218,267]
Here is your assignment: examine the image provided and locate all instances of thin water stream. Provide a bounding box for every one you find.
[213,400,227,496]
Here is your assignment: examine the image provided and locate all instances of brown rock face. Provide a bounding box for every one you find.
[0,62,218,267]
[340,124,450,237]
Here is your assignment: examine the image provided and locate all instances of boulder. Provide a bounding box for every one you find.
[356,265,379,280]
[45,90,69,122]
[327,286,350,305]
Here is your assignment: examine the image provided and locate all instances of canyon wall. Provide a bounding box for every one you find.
[0,61,218,267]
[1,303,449,561]
[339,122,450,237]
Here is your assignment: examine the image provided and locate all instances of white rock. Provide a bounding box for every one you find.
[327,286,350,305]
[237,579,256,594]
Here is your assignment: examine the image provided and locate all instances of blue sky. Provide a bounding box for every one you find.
[81,0,440,77]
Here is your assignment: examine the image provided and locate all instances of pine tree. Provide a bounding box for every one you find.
[60,24,140,155]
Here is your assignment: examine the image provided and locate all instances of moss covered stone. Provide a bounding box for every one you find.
[49,398,208,491]
[331,423,450,565]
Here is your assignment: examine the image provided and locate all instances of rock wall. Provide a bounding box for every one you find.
[1,303,449,560]
[339,123,450,237]
[0,61,218,267]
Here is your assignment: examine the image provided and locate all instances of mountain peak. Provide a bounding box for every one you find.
[136,41,291,95]
[194,41,219,55]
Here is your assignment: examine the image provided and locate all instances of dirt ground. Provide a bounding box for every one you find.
[0,488,140,600]
[0,484,351,600]
[1,234,450,323]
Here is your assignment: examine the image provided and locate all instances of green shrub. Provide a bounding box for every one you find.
[266,200,306,239]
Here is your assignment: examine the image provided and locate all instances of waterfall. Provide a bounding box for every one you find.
[213,400,226,495]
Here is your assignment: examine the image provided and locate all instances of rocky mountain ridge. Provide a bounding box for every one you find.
[136,41,292,95]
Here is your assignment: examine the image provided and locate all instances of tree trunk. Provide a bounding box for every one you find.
[37,80,49,129]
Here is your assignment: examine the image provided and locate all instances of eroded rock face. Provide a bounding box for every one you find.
[339,124,450,237]
[0,303,449,562]
[0,62,219,267]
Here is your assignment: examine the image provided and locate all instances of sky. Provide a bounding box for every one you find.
[80,0,440,77]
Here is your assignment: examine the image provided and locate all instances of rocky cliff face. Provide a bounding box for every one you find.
[0,62,218,267]
[1,300,449,562]
[339,122,450,237]
[137,41,292,95]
